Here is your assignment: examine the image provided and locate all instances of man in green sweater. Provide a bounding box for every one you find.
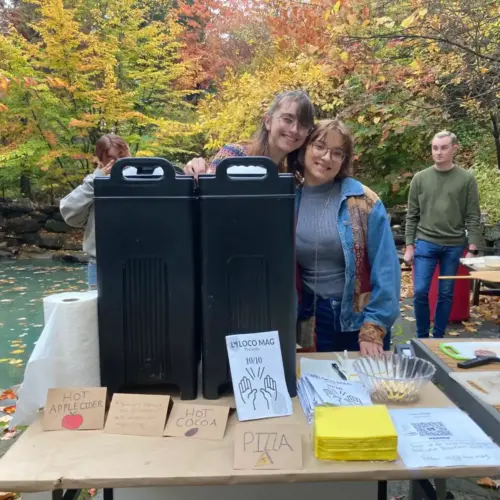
[404,131,481,338]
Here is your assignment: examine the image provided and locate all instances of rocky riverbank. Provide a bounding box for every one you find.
[0,198,88,263]
[1,198,500,261]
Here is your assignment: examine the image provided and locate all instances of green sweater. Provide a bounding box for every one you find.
[405,165,481,247]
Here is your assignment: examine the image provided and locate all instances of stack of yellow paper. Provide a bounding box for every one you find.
[314,405,398,461]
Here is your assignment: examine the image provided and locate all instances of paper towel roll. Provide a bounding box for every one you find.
[11,291,100,427]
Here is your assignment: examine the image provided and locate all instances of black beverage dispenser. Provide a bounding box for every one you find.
[198,157,297,399]
[94,158,198,399]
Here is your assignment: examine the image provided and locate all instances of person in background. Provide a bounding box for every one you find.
[404,131,481,338]
[296,119,400,355]
[60,134,131,290]
[184,90,315,176]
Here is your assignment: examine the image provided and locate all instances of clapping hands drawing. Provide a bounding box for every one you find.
[239,376,258,409]
[260,375,278,409]
[238,370,278,411]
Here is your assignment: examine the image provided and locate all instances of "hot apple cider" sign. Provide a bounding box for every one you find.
[43,387,107,431]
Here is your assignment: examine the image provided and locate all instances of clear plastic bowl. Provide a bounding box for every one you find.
[353,354,436,403]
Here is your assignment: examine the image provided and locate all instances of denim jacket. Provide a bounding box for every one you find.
[296,177,401,345]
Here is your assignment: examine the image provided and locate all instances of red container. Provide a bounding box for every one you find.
[412,251,470,323]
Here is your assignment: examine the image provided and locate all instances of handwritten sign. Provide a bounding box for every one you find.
[43,387,107,431]
[104,394,170,437]
[233,424,303,470]
[164,403,230,440]
[226,331,292,422]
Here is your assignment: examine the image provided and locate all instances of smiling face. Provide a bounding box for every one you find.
[303,129,346,186]
[264,98,311,156]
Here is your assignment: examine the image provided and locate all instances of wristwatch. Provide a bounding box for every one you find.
[468,249,479,256]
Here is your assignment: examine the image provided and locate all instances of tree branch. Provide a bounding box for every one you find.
[343,32,500,63]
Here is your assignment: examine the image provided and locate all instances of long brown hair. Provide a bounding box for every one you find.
[246,90,315,172]
[95,134,130,163]
[296,118,354,180]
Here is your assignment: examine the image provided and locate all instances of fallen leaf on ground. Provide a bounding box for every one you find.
[0,492,15,500]
[447,331,460,337]
[402,316,416,322]
[10,349,24,355]
[0,416,12,424]
[464,327,478,333]
[0,430,17,440]
[0,390,16,401]
[477,477,500,489]
[0,406,16,415]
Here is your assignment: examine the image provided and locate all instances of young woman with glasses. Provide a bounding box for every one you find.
[184,90,315,176]
[295,119,400,356]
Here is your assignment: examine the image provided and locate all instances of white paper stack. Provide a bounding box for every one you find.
[298,373,373,423]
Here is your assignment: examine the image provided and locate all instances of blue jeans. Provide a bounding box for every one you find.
[298,289,391,352]
[413,240,465,338]
[87,261,97,290]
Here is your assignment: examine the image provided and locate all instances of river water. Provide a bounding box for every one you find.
[0,259,86,389]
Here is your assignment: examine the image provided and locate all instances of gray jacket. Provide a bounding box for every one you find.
[60,167,163,258]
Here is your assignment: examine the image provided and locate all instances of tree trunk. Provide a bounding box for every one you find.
[491,112,500,170]
[20,173,32,200]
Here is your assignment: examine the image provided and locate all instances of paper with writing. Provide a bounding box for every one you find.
[390,408,500,468]
[164,403,230,440]
[226,331,292,421]
[305,374,372,406]
[233,424,303,470]
[104,393,170,437]
[43,387,107,431]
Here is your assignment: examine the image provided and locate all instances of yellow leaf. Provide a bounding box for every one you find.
[480,67,488,74]
[448,331,460,337]
[401,14,416,28]
[362,19,370,27]
[419,8,428,18]
[358,115,365,124]
[10,350,24,354]
[340,51,349,62]
[333,1,341,13]
[410,60,422,72]
[373,117,381,124]
[347,14,357,25]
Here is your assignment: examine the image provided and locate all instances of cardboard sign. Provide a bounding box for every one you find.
[164,403,230,440]
[104,393,170,437]
[233,424,303,470]
[43,387,107,431]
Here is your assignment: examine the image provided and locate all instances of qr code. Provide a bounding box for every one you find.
[411,422,452,437]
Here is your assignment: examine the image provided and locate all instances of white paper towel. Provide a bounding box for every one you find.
[11,291,100,427]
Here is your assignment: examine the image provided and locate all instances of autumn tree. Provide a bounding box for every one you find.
[199,0,445,204]
[0,0,199,199]
[344,0,500,168]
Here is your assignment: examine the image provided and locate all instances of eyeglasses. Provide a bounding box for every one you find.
[311,142,346,163]
[277,115,313,135]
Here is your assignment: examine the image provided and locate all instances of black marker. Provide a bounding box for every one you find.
[331,362,347,380]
